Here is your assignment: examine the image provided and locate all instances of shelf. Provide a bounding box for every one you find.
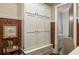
[2,48,20,55]
[6,48,19,53]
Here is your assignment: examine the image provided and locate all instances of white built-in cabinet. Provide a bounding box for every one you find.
[24,3,51,51]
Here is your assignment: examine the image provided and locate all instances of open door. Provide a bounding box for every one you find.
[55,3,75,54]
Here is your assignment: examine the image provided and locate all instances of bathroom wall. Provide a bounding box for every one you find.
[51,4,61,21]
[0,3,21,19]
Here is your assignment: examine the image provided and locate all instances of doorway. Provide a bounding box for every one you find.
[55,3,75,54]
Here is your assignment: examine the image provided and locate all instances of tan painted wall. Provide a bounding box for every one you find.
[51,3,61,21]
[0,3,21,19]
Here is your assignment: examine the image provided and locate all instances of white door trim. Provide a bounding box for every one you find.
[73,3,77,48]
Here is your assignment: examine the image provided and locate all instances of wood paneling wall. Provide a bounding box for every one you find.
[51,22,55,48]
[0,18,21,54]
[77,19,79,46]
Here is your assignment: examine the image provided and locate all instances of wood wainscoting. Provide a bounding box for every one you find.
[51,22,55,48]
[0,18,21,54]
[77,19,79,46]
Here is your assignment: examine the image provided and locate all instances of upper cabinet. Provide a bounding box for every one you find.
[36,4,51,17]
[24,3,51,18]
[24,4,37,14]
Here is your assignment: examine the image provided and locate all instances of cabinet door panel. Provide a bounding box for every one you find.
[24,13,36,32]
[43,5,51,17]
[36,32,45,47]
[44,32,51,45]
[44,18,51,31]
[24,4,51,17]
[36,17,45,31]
[24,3,37,13]
[24,33,36,51]
[37,4,51,17]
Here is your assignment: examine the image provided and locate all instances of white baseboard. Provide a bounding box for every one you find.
[23,44,53,55]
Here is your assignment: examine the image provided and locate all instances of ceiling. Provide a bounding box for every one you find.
[45,3,60,6]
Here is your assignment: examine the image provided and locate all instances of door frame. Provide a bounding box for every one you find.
[73,4,77,48]
[54,3,77,53]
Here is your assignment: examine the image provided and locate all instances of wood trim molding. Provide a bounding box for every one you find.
[51,22,55,48]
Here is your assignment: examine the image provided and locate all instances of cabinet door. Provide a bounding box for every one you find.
[24,4,51,18]
[24,13,36,32]
[36,32,50,48]
[36,17,51,32]
[37,4,51,17]
[36,32,45,48]
[43,5,51,17]
[24,33,36,51]
[36,17,45,32]
[24,3,37,13]
[36,16,51,47]
[44,32,51,45]
[44,17,51,31]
